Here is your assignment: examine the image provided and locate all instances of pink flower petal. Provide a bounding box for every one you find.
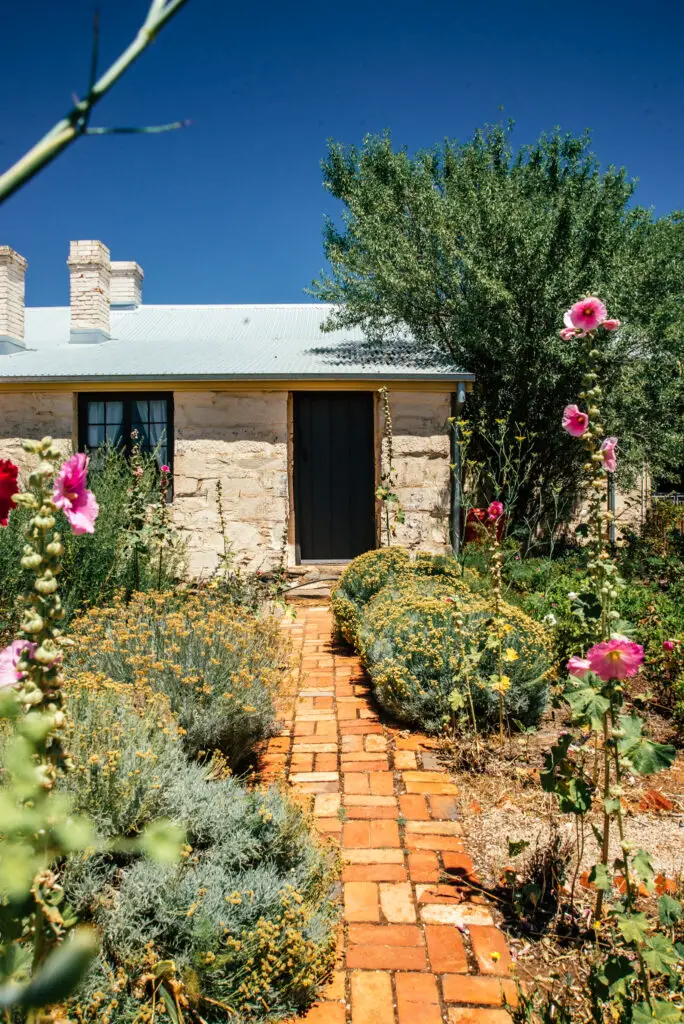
[586,639,644,681]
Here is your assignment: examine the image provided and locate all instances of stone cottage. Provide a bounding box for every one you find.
[0,240,473,575]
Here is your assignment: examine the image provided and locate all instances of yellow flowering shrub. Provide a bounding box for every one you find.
[334,551,553,733]
[69,590,289,769]
[332,547,471,646]
[57,650,338,1023]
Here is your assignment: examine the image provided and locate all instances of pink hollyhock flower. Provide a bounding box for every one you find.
[134,466,144,478]
[600,437,618,473]
[53,453,99,535]
[161,464,170,474]
[586,638,644,681]
[0,459,19,527]
[0,640,36,689]
[566,297,607,334]
[663,640,675,652]
[487,501,504,521]
[562,404,589,437]
[602,318,620,331]
[560,326,579,341]
[567,655,591,677]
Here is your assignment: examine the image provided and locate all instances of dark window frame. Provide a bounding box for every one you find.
[77,390,175,479]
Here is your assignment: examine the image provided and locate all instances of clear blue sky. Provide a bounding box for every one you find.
[1,0,682,307]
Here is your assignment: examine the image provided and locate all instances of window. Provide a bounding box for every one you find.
[77,392,174,472]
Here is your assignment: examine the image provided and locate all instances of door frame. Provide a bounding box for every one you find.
[287,389,381,565]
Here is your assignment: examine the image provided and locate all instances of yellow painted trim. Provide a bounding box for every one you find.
[0,377,469,395]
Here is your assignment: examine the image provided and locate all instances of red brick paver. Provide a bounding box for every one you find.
[268,607,515,1024]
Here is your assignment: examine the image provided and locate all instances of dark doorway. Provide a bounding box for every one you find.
[293,391,376,562]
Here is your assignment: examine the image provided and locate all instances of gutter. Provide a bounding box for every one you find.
[450,382,468,556]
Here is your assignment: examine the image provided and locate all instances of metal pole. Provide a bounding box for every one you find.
[450,382,467,556]
[607,473,616,547]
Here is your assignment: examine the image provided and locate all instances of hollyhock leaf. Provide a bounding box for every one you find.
[617,911,649,945]
[632,1001,683,1024]
[618,715,677,775]
[596,954,635,998]
[642,934,679,976]
[565,676,609,731]
[632,849,655,888]
[588,863,612,891]
[658,895,683,927]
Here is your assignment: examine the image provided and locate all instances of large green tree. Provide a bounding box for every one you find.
[311,124,683,526]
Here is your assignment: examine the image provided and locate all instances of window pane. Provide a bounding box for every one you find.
[105,401,123,426]
[149,400,167,424]
[133,401,149,426]
[105,421,123,445]
[88,424,105,447]
[88,401,105,425]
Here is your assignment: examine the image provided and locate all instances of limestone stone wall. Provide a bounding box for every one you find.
[0,391,74,472]
[173,391,289,576]
[381,391,452,553]
[0,386,455,573]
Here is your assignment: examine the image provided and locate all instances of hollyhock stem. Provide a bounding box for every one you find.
[11,439,72,779]
[595,708,612,920]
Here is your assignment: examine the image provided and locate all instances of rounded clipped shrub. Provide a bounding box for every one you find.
[69,590,288,770]
[332,547,412,644]
[331,545,554,735]
[359,577,552,732]
[60,675,339,1024]
[332,547,473,646]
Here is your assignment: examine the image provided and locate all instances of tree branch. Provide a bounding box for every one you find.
[0,0,190,206]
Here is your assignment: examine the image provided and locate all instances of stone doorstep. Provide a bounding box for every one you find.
[276,606,516,1024]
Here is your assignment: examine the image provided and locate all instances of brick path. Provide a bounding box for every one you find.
[261,606,516,1024]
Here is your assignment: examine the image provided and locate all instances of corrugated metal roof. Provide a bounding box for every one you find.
[0,304,472,383]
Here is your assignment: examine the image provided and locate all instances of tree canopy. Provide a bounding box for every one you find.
[311,123,683,525]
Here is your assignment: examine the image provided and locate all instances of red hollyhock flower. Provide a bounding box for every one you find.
[0,460,19,526]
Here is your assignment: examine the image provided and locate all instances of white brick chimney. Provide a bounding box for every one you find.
[110,261,143,308]
[0,246,28,353]
[67,239,111,344]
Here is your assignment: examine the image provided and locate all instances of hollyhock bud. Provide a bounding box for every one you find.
[161,464,170,474]
[560,327,578,341]
[602,319,620,331]
[663,640,675,652]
